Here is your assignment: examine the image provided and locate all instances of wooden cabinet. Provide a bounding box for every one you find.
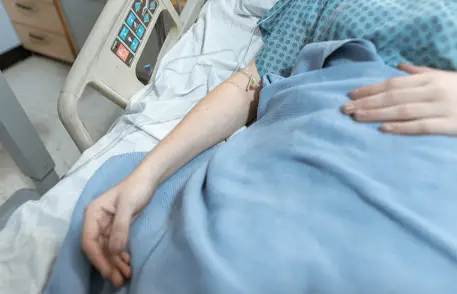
[3,0,76,63]
[14,22,74,62]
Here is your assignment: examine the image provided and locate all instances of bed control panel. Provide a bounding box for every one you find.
[111,0,158,67]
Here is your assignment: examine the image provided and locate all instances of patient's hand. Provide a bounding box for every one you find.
[81,175,156,288]
[342,63,457,136]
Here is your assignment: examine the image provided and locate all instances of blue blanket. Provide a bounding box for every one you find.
[45,40,457,294]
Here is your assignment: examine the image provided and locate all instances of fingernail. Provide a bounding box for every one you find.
[110,237,123,253]
[342,103,355,114]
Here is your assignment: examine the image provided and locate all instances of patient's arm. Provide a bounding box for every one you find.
[82,60,261,286]
[133,59,261,186]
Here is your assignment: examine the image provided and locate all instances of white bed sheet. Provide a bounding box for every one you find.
[0,0,264,293]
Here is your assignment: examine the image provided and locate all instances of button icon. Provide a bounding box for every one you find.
[131,38,140,52]
[126,12,136,27]
[116,44,130,62]
[130,0,152,27]
[111,38,134,67]
[119,26,129,40]
[137,25,145,39]
[134,1,141,12]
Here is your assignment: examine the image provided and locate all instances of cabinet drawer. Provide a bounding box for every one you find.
[4,0,65,34]
[14,23,74,62]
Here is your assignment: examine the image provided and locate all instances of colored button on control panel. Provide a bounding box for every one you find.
[119,26,129,41]
[125,10,146,40]
[136,24,145,39]
[126,11,136,27]
[111,38,134,67]
[131,0,155,27]
[130,38,140,52]
[118,25,140,52]
[125,11,146,39]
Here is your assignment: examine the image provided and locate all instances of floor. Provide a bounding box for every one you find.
[0,55,123,205]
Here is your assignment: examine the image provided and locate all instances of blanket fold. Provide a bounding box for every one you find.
[44,40,457,294]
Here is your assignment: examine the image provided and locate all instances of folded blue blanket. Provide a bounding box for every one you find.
[45,40,457,294]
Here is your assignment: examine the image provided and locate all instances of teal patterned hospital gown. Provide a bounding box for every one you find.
[256,0,457,77]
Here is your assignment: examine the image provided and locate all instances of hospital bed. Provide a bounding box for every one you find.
[0,0,268,292]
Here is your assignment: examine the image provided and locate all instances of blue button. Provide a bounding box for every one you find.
[144,13,150,23]
[150,1,156,10]
[137,25,145,38]
[126,12,136,27]
[134,1,141,12]
[119,26,129,40]
[131,38,140,52]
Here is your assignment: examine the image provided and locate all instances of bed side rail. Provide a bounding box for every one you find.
[58,0,204,152]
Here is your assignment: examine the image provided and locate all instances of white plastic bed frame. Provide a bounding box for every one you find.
[58,0,206,152]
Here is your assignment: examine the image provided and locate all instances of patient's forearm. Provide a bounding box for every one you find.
[130,61,260,187]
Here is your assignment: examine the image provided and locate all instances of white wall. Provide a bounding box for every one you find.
[0,2,20,54]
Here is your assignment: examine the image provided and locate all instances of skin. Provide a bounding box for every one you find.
[343,63,457,136]
[82,60,457,288]
[81,60,261,288]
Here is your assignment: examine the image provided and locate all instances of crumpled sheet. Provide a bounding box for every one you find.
[0,0,264,293]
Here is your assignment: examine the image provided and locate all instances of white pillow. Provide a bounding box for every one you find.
[233,0,278,18]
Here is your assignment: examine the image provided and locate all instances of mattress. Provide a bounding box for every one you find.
[0,0,264,293]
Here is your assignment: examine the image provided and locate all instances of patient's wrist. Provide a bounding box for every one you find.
[129,163,162,189]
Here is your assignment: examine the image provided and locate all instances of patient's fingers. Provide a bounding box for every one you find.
[111,268,125,288]
[121,251,131,264]
[352,102,442,122]
[103,224,112,237]
[342,86,432,113]
[99,205,115,237]
[380,117,456,135]
[109,199,135,254]
[398,63,435,74]
[112,255,132,279]
[101,203,116,215]
[82,209,113,279]
[350,74,430,99]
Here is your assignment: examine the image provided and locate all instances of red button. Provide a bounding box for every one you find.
[116,44,129,62]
